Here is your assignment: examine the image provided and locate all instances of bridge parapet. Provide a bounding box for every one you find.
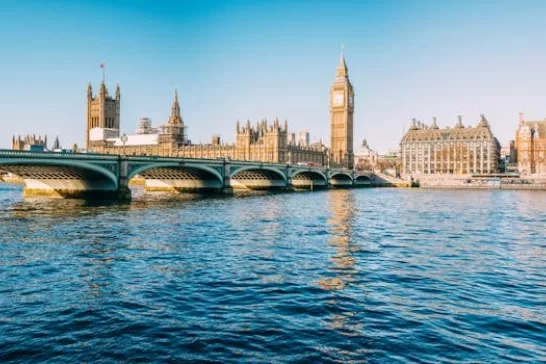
[0,149,120,160]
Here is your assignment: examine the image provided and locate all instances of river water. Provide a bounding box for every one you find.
[0,182,545,363]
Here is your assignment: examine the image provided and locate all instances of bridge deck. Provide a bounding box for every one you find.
[0,149,384,199]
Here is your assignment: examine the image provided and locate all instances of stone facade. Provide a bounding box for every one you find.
[86,82,120,149]
[401,115,500,175]
[330,51,354,169]
[88,89,326,165]
[515,113,546,175]
[235,119,324,164]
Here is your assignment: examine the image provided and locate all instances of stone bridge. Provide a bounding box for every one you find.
[0,150,374,199]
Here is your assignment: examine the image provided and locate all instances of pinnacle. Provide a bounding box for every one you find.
[336,46,348,77]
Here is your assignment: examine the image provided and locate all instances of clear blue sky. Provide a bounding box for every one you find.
[2,0,546,152]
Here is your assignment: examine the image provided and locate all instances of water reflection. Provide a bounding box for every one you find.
[319,189,359,291]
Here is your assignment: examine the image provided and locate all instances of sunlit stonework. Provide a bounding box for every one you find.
[329,50,354,169]
[87,85,326,165]
[401,115,500,175]
[515,113,546,175]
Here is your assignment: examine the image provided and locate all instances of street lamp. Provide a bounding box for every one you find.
[120,133,128,155]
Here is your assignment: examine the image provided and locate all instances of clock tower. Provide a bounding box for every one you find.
[329,50,354,169]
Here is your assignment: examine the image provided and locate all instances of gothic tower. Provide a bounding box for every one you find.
[329,50,354,169]
[86,82,121,149]
[159,89,186,145]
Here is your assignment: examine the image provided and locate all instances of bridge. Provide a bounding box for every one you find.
[0,149,376,199]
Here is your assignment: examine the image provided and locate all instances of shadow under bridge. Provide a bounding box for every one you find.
[128,163,224,193]
[291,170,328,190]
[354,174,373,187]
[230,166,288,190]
[0,160,119,198]
[329,172,354,188]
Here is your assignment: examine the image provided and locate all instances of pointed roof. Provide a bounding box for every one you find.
[168,89,183,125]
[455,115,464,128]
[99,81,108,96]
[478,114,490,128]
[431,117,439,129]
[336,46,348,78]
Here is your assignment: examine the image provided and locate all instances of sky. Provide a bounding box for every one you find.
[2,0,546,153]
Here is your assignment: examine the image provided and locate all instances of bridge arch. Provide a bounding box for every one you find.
[329,172,353,181]
[230,166,287,182]
[329,172,354,188]
[230,165,287,190]
[0,159,119,189]
[291,170,328,190]
[355,175,371,182]
[128,162,223,183]
[292,170,328,183]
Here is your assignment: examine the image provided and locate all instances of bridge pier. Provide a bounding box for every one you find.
[142,179,224,194]
[21,179,131,200]
[222,159,234,195]
[291,180,329,191]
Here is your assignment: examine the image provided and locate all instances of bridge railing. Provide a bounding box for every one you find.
[0,149,119,160]
[0,150,371,177]
[126,155,231,165]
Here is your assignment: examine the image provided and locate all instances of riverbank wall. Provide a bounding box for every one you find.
[412,174,546,190]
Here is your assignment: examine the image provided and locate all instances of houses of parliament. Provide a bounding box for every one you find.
[85,52,356,168]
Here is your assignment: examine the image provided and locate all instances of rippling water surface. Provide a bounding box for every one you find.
[1,182,545,363]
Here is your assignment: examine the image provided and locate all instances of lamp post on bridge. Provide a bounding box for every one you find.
[120,134,128,155]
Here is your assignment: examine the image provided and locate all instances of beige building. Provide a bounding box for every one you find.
[401,115,500,175]
[86,52,360,166]
[88,89,326,165]
[86,82,120,149]
[330,52,354,169]
[515,113,546,175]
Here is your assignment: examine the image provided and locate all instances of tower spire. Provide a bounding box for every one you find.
[100,63,105,84]
[336,44,348,78]
[168,88,182,125]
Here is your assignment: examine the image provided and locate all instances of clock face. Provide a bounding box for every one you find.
[333,92,344,106]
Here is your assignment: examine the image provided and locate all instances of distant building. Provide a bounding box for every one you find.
[89,89,326,164]
[500,140,517,162]
[287,132,296,146]
[52,136,61,151]
[354,139,378,171]
[401,115,500,175]
[12,134,48,151]
[135,117,158,135]
[298,130,310,147]
[515,113,546,175]
[86,81,120,149]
